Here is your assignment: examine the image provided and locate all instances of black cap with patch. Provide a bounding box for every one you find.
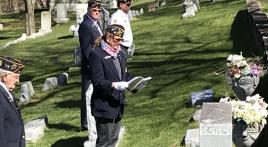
[0,56,24,74]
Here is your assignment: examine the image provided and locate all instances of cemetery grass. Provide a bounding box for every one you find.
[0,0,246,146]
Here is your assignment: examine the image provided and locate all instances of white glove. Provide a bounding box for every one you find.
[113,82,129,90]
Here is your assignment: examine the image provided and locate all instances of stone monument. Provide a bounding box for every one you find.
[39,11,52,32]
[20,81,35,103]
[200,103,232,147]
[54,4,69,23]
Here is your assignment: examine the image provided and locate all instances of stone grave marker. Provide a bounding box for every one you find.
[0,24,3,30]
[132,10,136,17]
[42,77,58,91]
[160,0,167,6]
[139,8,144,15]
[20,81,35,103]
[76,4,88,25]
[200,103,232,147]
[24,116,48,143]
[54,4,69,23]
[135,10,139,16]
[58,72,69,86]
[39,11,52,32]
[110,0,117,9]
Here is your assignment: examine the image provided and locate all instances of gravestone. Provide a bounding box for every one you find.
[154,0,160,8]
[139,8,144,15]
[148,3,156,12]
[74,47,82,66]
[24,116,48,143]
[160,0,167,6]
[132,10,136,17]
[0,24,3,30]
[185,128,199,147]
[135,10,139,16]
[39,11,52,32]
[200,103,232,147]
[76,4,88,25]
[42,77,58,91]
[20,81,35,103]
[58,72,69,86]
[110,0,117,9]
[54,4,69,23]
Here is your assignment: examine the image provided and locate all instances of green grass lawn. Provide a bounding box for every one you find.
[0,0,250,146]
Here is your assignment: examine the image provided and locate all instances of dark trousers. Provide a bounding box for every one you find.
[81,73,91,129]
[95,117,121,147]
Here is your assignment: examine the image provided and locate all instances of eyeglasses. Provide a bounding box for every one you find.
[92,9,101,12]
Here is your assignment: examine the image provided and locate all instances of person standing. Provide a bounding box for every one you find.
[90,24,133,147]
[0,56,25,147]
[110,0,133,58]
[78,0,103,137]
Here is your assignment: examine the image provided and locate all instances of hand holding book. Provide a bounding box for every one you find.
[127,76,152,92]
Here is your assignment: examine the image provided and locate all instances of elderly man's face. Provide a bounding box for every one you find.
[89,6,101,20]
[2,73,20,91]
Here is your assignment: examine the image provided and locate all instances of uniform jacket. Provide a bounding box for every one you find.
[89,47,133,119]
[78,15,102,74]
[0,85,25,147]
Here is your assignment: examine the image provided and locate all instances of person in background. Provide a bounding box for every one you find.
[90,24,133,147]
[78,0,103,139]
[110,0,133,58]
[0,56,25,147]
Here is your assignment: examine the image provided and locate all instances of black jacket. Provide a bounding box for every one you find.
[78,15,102,74]
[0,85,25,147]
[90,47,133,119]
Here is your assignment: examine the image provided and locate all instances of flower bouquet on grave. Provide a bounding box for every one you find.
[226,54,264,100]
[220,94,268,147]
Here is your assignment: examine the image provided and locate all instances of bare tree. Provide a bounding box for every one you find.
[24,0,35,35]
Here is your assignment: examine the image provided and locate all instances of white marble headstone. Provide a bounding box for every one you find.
[39,11,52,32]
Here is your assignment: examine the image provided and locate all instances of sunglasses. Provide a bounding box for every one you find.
[125,3,131,7]
[92,9,101,12]
[113,38,123,42]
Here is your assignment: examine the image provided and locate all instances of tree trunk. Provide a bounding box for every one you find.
[13,0,20,12]
[24,0,35,36]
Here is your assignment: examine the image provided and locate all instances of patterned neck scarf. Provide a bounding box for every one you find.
[101,40,120,57]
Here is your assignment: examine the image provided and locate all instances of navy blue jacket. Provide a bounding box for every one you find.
[0,85,25,147]
[90,47,133,119]
[78,15,102,74]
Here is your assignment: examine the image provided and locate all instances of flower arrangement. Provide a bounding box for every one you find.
[226,54,263,79]
[220,94,268,127]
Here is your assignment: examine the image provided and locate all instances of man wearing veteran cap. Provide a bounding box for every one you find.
[78,0,103,133]
[0,56,25,147]
[110,0,133,58]
[90,24,134,147]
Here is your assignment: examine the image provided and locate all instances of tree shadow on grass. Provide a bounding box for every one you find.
[58,35,74,40]
[48,123,81,132]
[51,136,88,147]
[54,99,80,109]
